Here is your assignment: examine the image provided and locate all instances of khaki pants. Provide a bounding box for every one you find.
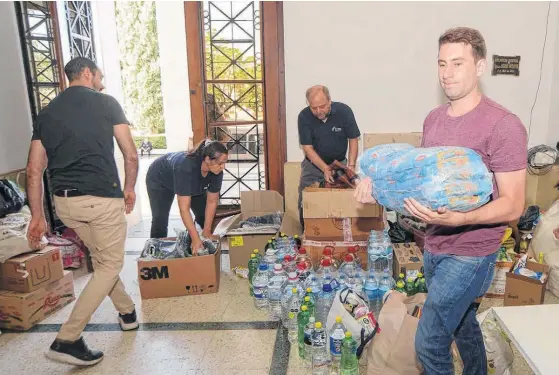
[54,195,135,342]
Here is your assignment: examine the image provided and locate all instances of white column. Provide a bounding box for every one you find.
[155,0,193,152]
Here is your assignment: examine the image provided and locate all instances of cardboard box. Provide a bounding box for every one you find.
[137,244,221,299]
[225,190,301,269]
[393,242,424,279]
[302,239,369,269]
[302,187,384,241]
[504,260,549,307]
[0,247,64,293]
[0,270,75,331]
[363,132,423,149]
[485,260,515,298]
[304,217,385,241]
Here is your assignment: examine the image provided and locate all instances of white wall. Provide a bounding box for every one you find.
[284,1,559,161]
[155,1,192,152]
[0,3,33,174]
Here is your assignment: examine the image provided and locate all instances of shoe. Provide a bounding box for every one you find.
[46,337,104,366]
[118,309,139,331]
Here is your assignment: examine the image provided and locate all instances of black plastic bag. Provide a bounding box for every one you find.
[518,205,540,231]
[388,221,414,243]
[0,179,25,218]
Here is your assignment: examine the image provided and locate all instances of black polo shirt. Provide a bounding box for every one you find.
[298,102,361,164]
[147,151,223,197]
[31,86,128,198]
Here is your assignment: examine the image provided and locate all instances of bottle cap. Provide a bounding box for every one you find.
[315,322,322,329]
[274,264,283,271]
[253,249,259,253]
[321,259,331,267]
[301,305,308,311]
[345,332,352,338]
[335,316,342,323]
[294,234,299,239]
[305,296,311,302]
[268,240,272,244]
[306,287,312,293]
[399,273,405,279]
[292,287,298,293]
[397,280,405,288]
[299,248,307,254]
[250,254,256,259]
[259,264,268,271]
[417,272,423,278]
[407,277,414,282]
[288,272,298,279]
[284,255,292,261]
[344,254,353,262]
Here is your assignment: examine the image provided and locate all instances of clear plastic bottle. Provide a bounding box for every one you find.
[364,272,378,313]
[377,270,392,316]
[315,283,334,325]
[286,287,300,343]
[329,316,347,363]
[252,264,269,310]
[303,316,316,367]
[281,272,303,327]
[311,322,330,375]
[267,264,288,320]
[263,248,278,273]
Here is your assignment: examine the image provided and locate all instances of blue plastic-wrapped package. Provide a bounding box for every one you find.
[359,143,494,214]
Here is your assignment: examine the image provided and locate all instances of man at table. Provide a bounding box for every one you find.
[355,27,527,374]
[297,85,361,227]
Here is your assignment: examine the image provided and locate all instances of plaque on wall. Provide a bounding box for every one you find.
[492,55,520,76]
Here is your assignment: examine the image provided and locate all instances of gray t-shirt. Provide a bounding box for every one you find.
[32,86,129,198]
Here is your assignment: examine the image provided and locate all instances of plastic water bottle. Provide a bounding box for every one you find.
[340,332,359,375]
[329,316,347,363]
[252,264,269,310]
[268,264,288,320]
[315,283,334,324]
[298,304,311,359]
[364,273,378,313]
[305,275,322,298]
[312,322,330,374]
[303,316,316,366]
[377,270,392,316]
[262,249,278,273]
[248,253,259,296]
[285,288,300,343]
[281,272,304,326]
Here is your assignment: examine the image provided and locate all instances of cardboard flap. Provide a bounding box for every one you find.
[241,190,284,219]
[303,188,381,218]
[363,132,423,149]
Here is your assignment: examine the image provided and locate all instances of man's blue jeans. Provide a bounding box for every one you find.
[415,250,498,375]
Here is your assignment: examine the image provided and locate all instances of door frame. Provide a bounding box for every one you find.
[184,1,286,195]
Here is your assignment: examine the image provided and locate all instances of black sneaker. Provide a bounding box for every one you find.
[46,337,104,366]
[118,309,139,331]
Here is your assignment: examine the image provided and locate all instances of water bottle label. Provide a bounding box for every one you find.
[330,337,343,355]
[253,288,265,299]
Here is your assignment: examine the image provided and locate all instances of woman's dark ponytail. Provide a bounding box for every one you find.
[187,138,228,160]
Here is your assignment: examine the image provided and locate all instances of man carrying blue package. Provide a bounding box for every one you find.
[355,27,527,375]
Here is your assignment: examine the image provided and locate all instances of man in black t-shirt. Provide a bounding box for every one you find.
[26,57,139,366]
[297,85,361,226]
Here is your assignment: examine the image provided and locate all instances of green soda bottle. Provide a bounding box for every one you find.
[248,254,259,296]
[302,295,315,317]
[340,332,359,375]
[297,304,311,359]
[395,280,406,293]
[415,272,428,293]
[405,276,416,296]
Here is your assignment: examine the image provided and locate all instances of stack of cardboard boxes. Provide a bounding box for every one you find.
[301,187,385,269]
[0,246,75,330]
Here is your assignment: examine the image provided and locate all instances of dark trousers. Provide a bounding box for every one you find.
[146,178,206,238]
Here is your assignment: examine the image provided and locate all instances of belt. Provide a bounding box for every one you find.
[54,189,86,197]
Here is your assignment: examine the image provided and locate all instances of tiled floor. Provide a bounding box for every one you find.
[1,225,557,374]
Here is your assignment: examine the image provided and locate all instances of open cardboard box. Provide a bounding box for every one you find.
[224,190,301,269]
[504,259,549,306]
[137,239,221,299]
[302,187,384,241]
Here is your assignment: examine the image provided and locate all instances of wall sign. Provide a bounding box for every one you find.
[492,55,520,76]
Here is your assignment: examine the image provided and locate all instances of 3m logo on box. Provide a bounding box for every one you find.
[140,266,169,281]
